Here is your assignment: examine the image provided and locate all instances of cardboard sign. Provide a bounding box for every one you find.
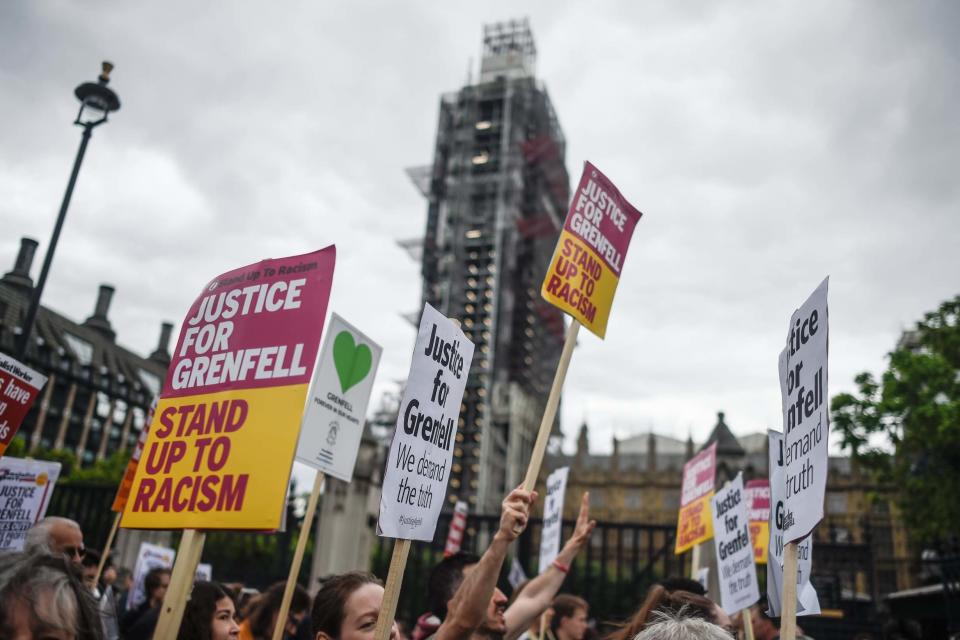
[443,500,469,556]
[122,248,335,530]
[377,304,474,541]
[778,277,829,542]
[538,466,569,573]
[675,442,717,554]
[295,314,382,481]
[128,542,176,610]
[112,400,156,512]
[744,479,770,565]
[0,353,48,457]
[711,473,760,614]
[767,430,820,617]
[0,457,61,550]
[541,162,642,338]
[508,556,528,589]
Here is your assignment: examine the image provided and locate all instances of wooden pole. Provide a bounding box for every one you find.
[93,511,121,585]
[152,529,207,640]
[779,542,799,640]
[372,539,411,640]
[271,471,325,640]
[689,543,701,580]
[521,319,579,492]
[742,606,755,640]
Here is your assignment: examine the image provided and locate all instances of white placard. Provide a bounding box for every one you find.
[711,473,760,614]
[0,457,61,551]
[296,314,382,481]
[778,277,829,541]
[696,567,710,593]
[508,556,528,589]
[377,304,474,541]
[195,563,213,582]
[538,466,569,574]
[128,542,176,610]
[767,430,820,617]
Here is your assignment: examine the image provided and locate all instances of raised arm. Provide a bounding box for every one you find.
[503,492,596,640]
[436,486,537,640]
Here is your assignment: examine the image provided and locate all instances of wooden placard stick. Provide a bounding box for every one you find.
[689,543,701,580]
[373,539,412,640]
[271,471,326,640]
[779,542,799,640]
[512,320,580,532]
[152,529,207,640]
[742,605,755,640]
[93,511,122,585]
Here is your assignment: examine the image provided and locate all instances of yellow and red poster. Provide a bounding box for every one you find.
[675,442,717,554]
[541,161,642,338]
[122,248,335,530]
[745,478,770,564]
[112,400,156,512]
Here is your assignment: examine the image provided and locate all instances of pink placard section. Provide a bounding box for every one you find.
[162,247,336,398]
[680,441,717,507]
[744,478,771,522]
[562,161,643,276]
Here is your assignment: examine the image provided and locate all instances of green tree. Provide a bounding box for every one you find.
[831,296,960,545]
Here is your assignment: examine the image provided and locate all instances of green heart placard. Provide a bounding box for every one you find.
[333,330,373,394]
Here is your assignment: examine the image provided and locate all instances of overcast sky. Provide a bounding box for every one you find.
[2,1,958,458]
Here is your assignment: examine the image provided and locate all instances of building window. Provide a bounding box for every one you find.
[62,333,94,365]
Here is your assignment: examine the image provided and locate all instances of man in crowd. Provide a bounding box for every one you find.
[420,489,595,640]
[550,595,588,640]
[24,516,85,564]
[120,566,172,640]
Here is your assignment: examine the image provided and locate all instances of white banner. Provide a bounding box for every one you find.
[128,542,176,610]
[195,563,213,582]
[767,429,820,617]
[0,457,61,551]
[296,314,382,482]
[778,277,829,542]
[539,466,569,574]
[377,304,474,541]
[711,472,760,614]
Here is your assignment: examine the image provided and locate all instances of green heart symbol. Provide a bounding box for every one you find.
[332,331,373,394]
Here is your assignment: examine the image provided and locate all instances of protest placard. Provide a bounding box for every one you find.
[711,473,760,615]
[443,500,469,556]
[378,303,474,541]
[0,457,61,550]
[122,247,335,530]
[778,277,829,542]
[0,353,48,458]
[541,161,643,339]
[296,314,382,482]
[745,479,770,565]
[508,556,528,589]
[767,430,820,617]
[128,542,176,610]
[539,466,569,573]
[112,401,155,512]
[675,442,716,554]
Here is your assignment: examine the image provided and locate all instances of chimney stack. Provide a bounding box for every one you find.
[150,321,174,364]
[83,284,116,340]
[2,237,39,292]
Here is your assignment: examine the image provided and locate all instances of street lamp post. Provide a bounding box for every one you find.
[15,62,121,360]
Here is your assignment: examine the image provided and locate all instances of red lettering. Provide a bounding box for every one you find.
[208,401,228,433]
[225,400,248,432]
[131,479,156,511]
[172,477,192,512]
[183,404,207,437]
[197,476,218,511]
[164,441,187,473]
[546,275,561,295]
[216,474,248,511]
[153,478,172,511]
[155,407,177,438]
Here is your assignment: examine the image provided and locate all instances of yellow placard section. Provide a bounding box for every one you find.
[121,384,307,530]
[749,521,769,564]
[541,230,620,339]
[674,491,714,554]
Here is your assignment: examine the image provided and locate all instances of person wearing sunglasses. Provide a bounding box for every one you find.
[24,517,86,565]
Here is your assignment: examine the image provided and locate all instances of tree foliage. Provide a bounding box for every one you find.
[831,296,960,545]
[3,436,128,484]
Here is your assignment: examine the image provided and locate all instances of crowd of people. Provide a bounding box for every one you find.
[1,492,840,640]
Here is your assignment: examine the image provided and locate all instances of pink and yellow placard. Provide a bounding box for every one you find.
[675,442,717,554]
[122,248,335,530]
[541,162,642,338]
[745,478,771,564]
